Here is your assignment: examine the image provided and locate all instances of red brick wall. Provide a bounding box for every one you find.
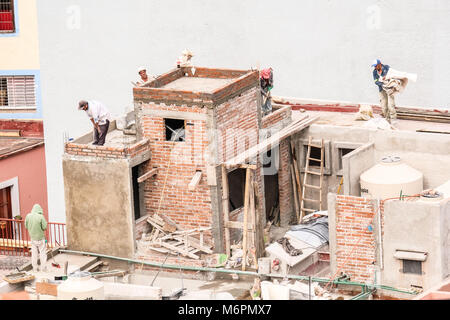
[64,139,150,159]
[335,195,377,283]
[261,106,292,130]
[216,86,259,163]
[0,119,44,137]
[139,103,213,236]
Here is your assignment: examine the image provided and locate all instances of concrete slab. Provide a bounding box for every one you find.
[160,77,234,93]
[293,110,450,133]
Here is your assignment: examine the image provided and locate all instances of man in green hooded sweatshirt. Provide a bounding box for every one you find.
[25,204,48,272]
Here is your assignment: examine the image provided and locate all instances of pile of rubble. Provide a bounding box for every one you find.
[140,214,213,260]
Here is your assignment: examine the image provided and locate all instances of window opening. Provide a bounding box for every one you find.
[165,118,185,142]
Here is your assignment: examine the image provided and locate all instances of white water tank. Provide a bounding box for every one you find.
[57,271,105,300]
[360,156,423,199]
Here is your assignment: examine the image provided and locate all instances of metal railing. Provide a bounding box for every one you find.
[0,218,67,257]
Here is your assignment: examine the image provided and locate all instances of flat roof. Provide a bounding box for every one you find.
[294,110,450,134]
[133,67,259,107]
[0,137,44,160]
[160,76,235,93]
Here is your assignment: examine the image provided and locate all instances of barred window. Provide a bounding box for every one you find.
[0,0,15,33]
[0,76,37,110]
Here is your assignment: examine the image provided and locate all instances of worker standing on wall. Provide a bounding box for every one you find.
[372,59,397,123]
[78,100,111,146]
[25,204,48,273]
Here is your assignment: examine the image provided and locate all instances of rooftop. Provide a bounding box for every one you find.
[133,66,259,107]
[0,137,44,160]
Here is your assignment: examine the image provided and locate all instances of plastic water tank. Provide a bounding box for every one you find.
[360,156,423,199]
[57,271,105,300]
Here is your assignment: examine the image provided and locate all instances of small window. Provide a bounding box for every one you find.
[0,76,37,110]
[0,0,15,33]
[338,148,354,170]
[402,260,422,275]
[164,118,185,142]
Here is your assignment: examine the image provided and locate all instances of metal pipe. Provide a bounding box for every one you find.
[59,249,417,296]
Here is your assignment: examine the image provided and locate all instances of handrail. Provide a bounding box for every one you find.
[0,218,66,256]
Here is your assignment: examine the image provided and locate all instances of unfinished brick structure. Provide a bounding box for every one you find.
[133,66,295,257]
[62,66,297,266]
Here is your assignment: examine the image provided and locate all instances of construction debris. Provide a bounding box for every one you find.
[2,272,35,284]
[142,214,213,260]
[276,238,303,256]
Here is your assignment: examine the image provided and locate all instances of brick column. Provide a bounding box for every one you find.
[278,139,294,226]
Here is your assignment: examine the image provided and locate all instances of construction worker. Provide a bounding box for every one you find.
[78,100,111,146]
[372,59,397,123]
[136,66,155,86]
[260,68,273,116]
[25,204,48,273]
[176,49,194,68]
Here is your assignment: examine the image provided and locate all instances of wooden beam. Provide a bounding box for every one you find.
[188,171,202,191]
[242,168,251,271]
[224,220,254,231]
[225,115,318,167]
[159,241,200,260]
[221,165,231,257]
[137,168,158,183]
[291,163,300,223]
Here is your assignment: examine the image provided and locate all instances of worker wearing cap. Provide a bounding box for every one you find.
[78,100,111,146]
[25,204,48,273]
[136,66,156,87]
[176,49,194,68]
[372,59,397,123]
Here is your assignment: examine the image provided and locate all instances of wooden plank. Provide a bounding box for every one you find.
[137,168,158,183]
[147,246,170,254]
[291,140,303,223]
[188,171,202,190]
[242,168,251,271]
[173,235,213,254]
[225,116,318,167]
[221,165,231,257]
[290,163,300,222]
[146,218,166,234]
[224,220,253,231]
[159,241,200,259]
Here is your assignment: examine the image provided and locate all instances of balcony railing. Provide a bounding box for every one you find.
[0,218,67,257]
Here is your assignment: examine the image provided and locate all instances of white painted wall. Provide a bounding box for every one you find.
[36,0,450,222]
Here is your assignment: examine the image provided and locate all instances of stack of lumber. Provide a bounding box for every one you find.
[143,214,213,260]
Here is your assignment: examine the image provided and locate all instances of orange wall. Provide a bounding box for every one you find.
[0,145,49,220]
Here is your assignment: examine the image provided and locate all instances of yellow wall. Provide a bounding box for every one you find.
[0,0,40,69]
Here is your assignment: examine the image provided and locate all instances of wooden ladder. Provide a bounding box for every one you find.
[300,136,324,222]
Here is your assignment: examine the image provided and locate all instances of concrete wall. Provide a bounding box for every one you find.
[35,0,450,222]
[382,198,450,290]
[343,142,375,196]
[62,155,135,258]
[295,125,450,208]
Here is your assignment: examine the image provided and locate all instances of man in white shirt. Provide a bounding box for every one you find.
[78,100,111,146]
[135,66,155,87]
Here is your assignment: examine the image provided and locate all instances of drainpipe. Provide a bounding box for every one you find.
[59,249,416,296]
